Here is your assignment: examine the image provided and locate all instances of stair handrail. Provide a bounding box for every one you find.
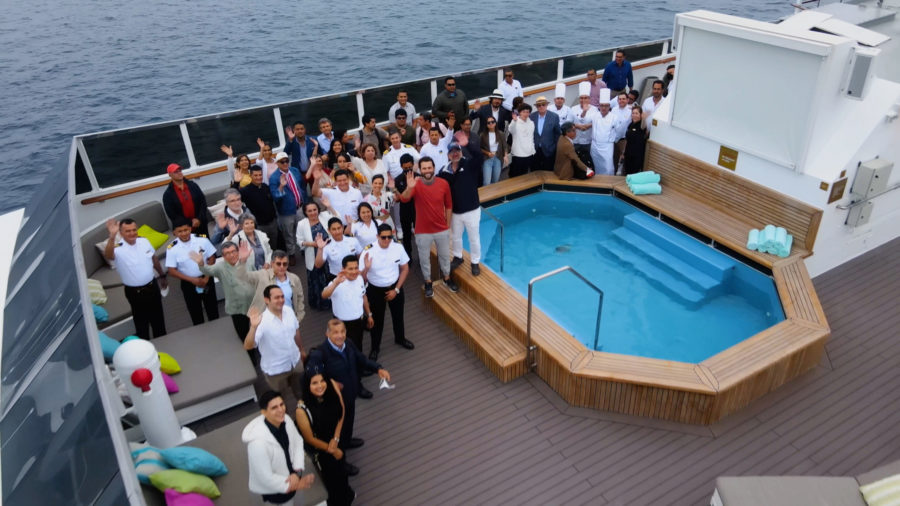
[481,206,504,272]
[527,266,604,370]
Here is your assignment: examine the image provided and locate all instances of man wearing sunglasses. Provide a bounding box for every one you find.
[498,69,523,112]
[361,225,413,361]
[432,77,468,124]
[238,249,306,324]
[270,152,305,266]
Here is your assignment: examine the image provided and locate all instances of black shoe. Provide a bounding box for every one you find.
[344,461,360,476]
[444,277,459,293]
[471,263,481,276]
[395,338,415,350]
[358,386,373,399]
[450,256,464,272]
[424,282,434,298]
[368,349,379,362]
[345,438,365,449]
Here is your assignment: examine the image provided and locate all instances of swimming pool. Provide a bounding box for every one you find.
[477,192,785,363]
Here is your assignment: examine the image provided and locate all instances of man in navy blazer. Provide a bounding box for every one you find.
[306,319,391,461]
[283,121,317,201]
[530,96,561,172]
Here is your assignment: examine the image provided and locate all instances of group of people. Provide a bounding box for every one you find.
[102,49,675,505]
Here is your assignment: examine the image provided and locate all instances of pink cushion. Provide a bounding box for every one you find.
[164,489,214,506]
[162,372,180,394]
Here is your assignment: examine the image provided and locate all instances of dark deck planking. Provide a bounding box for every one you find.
[166,236,900,505]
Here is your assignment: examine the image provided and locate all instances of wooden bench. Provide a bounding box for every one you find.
[615,141,823,268]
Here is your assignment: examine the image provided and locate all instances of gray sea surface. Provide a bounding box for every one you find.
[0,0,790,213]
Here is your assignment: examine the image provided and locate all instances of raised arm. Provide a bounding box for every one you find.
[103,219,118,261]
[243,307,262,350]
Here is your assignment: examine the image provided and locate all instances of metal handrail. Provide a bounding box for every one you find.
[526,266,604,370]
[836,182,900,210]
[481,206,504,272]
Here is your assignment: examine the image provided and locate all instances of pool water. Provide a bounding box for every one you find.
[473,192,784,363]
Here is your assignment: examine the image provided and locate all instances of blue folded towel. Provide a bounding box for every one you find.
[747,229,760,250]
[626,171,660,185]
[775,227,788,248]
[630,182,662,195]
[762,225,776,246]
[777,235,793,258]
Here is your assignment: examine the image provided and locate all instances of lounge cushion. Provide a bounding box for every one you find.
[159,447,228,477]
[138,225,170,250]
[97,285,130,328]
[714,476,866,506]
[99,332,120,361]
[131,443,171,485]
[860,474,900,506]
[87,278,108,304]
[162,372,180,394]
[94,234,121,268]
[158,352,182,375]
[148,470,220,499]
[163,489,214,506]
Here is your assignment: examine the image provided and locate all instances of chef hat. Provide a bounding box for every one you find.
[599,88,611,103]
[578,81,591,97]
[554,82,566,99]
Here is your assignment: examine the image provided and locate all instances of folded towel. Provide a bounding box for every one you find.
[775,227,788,248]
[747,229,760,250]
[761,225,776,246]
[626,171,661,185]
[630,182,662,195]
[777,235,793,258]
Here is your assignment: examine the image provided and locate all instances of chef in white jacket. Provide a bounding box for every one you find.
[590,88,617,175]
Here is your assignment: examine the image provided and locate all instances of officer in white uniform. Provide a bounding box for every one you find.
[315,217,362,280]
[165,217,219,326]
[590,88,617,175]
[360,223,413,361]
[571,81,598,169]
[104,217,168,339]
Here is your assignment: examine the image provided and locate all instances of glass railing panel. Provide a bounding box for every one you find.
[509,59,560,88]
[74,149,93,195]
[83,124,189,188]
[279,94,359,135]
[625,42,666,63]
[186,108,280,166]
[454,69,498,101]
[562,50,614,79]
[363,80,433,123]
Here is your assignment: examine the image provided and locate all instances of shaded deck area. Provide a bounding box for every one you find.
[176,234,900,505]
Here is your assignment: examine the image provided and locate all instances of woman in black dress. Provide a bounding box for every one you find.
[296,369,354,505]
[622,105,648,176]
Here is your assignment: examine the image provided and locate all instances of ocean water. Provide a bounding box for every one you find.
[0,0,791,213]
[478,193,784,363]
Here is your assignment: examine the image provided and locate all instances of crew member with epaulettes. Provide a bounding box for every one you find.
[360,223,413,362]
[165,217,219,326]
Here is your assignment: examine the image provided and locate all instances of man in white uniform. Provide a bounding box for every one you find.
[311,168,363,225]
[245,285,305,401]
[590,88,617,175]
[382,131,419,183]
[642,79,665,127]
[165,217,218,326]
[498,68,523,111]
[610,92,633,173]
[314,218,362,279]
[361,224,412,362]
[571,81,597,170]
[104,218,168,339]
[418,119,456,173]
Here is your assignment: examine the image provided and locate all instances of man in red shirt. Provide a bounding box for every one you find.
[162,163,210,235]
[398,156,459,298]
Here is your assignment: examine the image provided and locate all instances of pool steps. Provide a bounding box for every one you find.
[598,212,736,307]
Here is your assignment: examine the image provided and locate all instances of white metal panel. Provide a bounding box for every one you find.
[816,18,891,47]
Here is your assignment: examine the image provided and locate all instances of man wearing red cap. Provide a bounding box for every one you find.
[162,163,210,235]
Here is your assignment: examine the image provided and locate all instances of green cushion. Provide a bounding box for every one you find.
[137,224,169,250]
[148,469,221,498]
[86,278,108,304]
[158,352,182,375]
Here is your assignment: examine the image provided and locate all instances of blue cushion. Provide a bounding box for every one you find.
[159,447,228,477]
[92,303,109,323]
[122,335,140,343]
[98,332,120,361]
[130,443,171,484]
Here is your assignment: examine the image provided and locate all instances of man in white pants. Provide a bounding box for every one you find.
[590,88,617,175]
[440,144,483,276]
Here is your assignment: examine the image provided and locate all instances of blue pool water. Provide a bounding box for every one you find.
[474,192,784,363]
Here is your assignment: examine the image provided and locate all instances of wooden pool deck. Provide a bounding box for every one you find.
[183,235,899,505]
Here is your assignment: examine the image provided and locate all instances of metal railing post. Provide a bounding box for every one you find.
[527,266,604,370]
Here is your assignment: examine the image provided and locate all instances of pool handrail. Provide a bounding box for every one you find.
[527,266,604,369]
[481,206,505,273]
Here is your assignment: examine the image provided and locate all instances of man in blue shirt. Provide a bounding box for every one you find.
[602,50,634,95]
[283,121,317,201]
[269,152,305,265]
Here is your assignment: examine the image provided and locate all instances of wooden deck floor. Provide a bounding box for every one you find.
[176,235,900,505]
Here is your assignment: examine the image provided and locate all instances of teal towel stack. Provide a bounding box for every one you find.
[627,171,662,195]
[746,225,793,257]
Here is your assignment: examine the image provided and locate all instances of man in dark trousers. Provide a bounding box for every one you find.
[307,319,391,476]
[162,163,210,235]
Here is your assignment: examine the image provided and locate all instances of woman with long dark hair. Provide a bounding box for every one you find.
[295,369,354,505]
